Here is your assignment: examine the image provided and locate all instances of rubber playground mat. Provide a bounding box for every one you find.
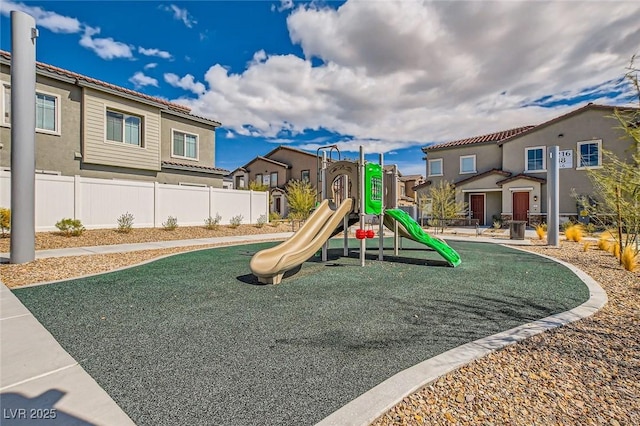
[13,239,589,425]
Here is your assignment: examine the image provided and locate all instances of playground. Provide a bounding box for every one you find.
[12,238,590,425]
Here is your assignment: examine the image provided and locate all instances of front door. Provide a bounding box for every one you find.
[512,192,530,222]
[469,194,485,226]
[274,197,282,215]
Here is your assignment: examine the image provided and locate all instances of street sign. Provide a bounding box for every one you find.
[559,149,573,169]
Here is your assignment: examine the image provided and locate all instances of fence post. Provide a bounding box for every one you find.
[249,190,253,224]
[209,186,213,220]
[154,181,160,228]
[74,175,81,221]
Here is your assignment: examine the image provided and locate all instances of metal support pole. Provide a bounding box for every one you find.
[547,146,560,247]
[378,153,384,261]
[343,174,349,256]
[392,165,399,255]
[10,11,37,264]
[359,146,366,267]
[321,151,328,261]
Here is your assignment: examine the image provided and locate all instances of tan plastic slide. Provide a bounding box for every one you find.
[250,198,354,284]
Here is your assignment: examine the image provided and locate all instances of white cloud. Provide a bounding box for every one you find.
[172,1,640,151]
[277,0,294,12]
[164,73,206,95]
[144,63,158,70]
[0,0,81,33]
[161,4,196,28]
[138,47,172,59]
[79,26,133,60]
[129,71,158,89]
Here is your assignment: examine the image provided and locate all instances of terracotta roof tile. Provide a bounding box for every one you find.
[496,173,546,186]
[424,126,535,152]
[0,50,220,125]
[161,161,229,175]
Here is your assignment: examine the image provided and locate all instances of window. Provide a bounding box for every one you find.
[35,93,57,132]
[2,85,60,134]
[301,170,310,182]
[577,140,602,168]
[2,84,10,125]
[255,173,262,184]
[172,130,198,160]
[459,155,476,174]
[106,110,142,146]
[525,146,546,172]
[270,172,278,187]
[428,159,443,176]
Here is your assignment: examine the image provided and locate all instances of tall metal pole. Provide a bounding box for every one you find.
[10,11,37,264]
[392,165,399,255]
[321,151,328,261]
[359,146,366,267]
[378,153,384,261]
[547,146,560,247]
[343,174,349,257]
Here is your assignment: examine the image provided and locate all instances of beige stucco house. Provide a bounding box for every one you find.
[0,50,227,187]
[228,145,321,217]
[419,104,638,226]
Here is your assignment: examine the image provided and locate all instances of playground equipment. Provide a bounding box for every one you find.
[249,146,461,283]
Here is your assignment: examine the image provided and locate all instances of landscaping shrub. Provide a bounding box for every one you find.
[205,213,222,230]
[255,214,267,228]
[55,218,85,237]
[597,236,612,252]
[116,212,134,233]
[229,215,243,228]
[0,207,10,237]
[583,241,592,252]
[162,216,178,231]
[535,224,547,240]
[621,245,638,272]
[565,224,584,242]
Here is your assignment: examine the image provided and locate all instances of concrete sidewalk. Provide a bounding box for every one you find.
[0,229,535,425]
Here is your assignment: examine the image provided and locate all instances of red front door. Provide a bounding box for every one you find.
[470,194,485,226]
[512,192,530,222]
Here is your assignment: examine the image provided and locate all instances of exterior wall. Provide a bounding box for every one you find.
[245,158,288,188]
[426,142,502,187]
[83,87,161,171]
[1,69,83,174]
[160,112,216,168]
[268,150,320,189]
[501,108,635,215]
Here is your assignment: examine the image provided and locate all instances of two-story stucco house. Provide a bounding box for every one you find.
[420,104,638,226]
[228,145,322,217]
[0,50,227,186]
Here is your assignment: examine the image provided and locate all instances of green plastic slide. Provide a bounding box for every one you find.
[383,209,462,267]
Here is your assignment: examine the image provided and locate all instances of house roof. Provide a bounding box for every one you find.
[496,103,639,146]
[496,173,546,186]
[454,169,511,186]
[423,126,535,152]
[161,161,229,175]
[245,156,290,170]
[0,50,221,127]
[399,174,423,182]
[412,180,432,191]
[263,145,321,159]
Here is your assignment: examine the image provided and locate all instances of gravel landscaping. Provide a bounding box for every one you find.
[1,227,638,425]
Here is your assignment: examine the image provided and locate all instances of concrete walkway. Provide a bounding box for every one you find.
[0,229,547,425]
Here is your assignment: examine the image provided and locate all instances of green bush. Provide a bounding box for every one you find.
[204,213,222,230]
[255,214,267,228]
[269,212,281,222]
[116,212,134,233]
[55,218,85,237]
[162,216,178,231]
[229,215,243,228]
[0,207,10,237]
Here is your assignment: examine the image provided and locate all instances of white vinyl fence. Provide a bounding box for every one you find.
[0,171,269,231]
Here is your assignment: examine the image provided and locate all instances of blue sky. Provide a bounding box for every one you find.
[1,1,639,175]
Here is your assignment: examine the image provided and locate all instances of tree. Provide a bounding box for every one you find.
[420,180,467,233]
[576,56,640,263]
[286,179,317,220]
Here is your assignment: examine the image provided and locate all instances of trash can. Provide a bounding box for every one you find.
[509,221,526,240]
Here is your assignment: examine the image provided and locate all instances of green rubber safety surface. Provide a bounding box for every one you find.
[13,239,589,426]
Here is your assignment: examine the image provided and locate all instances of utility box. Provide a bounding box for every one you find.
[510,221,526,240]
[364,163,383,215]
